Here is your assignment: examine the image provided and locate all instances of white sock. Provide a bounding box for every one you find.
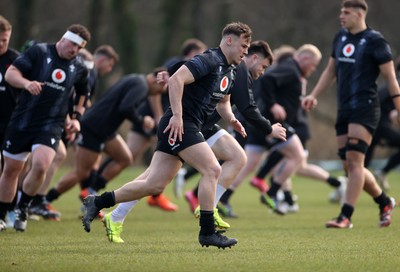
[214,184,226,208]
[110,200,139,223]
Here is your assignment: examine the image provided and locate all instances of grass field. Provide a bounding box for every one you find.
[1,166,400,272]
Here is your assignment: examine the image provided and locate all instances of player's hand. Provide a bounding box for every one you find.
[270,103,286,121]
[164,115,184,143]
[157,71,170,91]
[65,119,81,134]
[142,116,155,131]
[301,95,317,111]
[24,81,44,95]
[65,131,76,143]
[267,123,286,141]
[230,118,247,138]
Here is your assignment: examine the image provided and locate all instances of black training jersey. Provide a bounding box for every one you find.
[8,43,89,134]
[203,61,272,134]
[332,27,393,110]
[254,57,302,125]
[181,47,236,126]
[0,48,20,133]
[81,74,148,140]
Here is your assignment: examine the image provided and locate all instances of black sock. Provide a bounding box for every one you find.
[9,191,18,211]
[199,210,215,235]
[46,188,61,203]
[326,176,341,188]
[383,152,400,173]
[81,170,97,189]
[94,191,116,210]
[283,191,294,205]
[220,189,234,204]
[18,190,34,209]
[0,201,11,221]
[373,192,391,210]
[340,203,354,219]
[267,178,281,198]
[256,151,284,179]
[31,194,45,206]
[92,175,108,191]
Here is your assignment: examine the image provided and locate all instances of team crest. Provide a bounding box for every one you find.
[220,76,229,92]
[168,138,175,146]
[342,43,355,57]
[52,69,66,83]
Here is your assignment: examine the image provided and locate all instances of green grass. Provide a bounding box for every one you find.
[1,167,400,272]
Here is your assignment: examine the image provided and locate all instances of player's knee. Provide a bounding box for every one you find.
[235,149,247,169]
[114,150,133,167]
[31,160,51,175]
[120,155,133,168]
[54,149,67,163]
[298,152,307,168]
[346,138,368,155]
[205,163,221,181]
[291,149,306,165]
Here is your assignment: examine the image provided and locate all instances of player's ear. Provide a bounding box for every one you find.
[226,35,233,46]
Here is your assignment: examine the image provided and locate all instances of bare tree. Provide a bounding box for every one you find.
[111,0,139,73]
[156,0,187,66]
[14,0,35,49]
[87,0,106,51]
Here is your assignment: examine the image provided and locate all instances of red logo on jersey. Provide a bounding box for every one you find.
[52,69,66,83]
[342,44,355,57]
[168,138,175,146]
[220,76,229,92]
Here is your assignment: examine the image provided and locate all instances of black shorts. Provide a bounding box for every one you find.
[156,113,205,156]
[77,124,116,152]
[232,129,246,148]
[2,129,61,154]
[293,122,310,148]
[246,122,295,149]
[335,106,380,136]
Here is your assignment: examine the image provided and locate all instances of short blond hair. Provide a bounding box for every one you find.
[273,45,296,63]
[295,44,322,61]
[222,22,252,42]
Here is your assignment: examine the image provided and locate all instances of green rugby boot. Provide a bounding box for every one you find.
[102,213,124,243]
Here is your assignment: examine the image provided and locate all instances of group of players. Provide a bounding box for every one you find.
[0,15,186,230]
[1,0,399,249]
